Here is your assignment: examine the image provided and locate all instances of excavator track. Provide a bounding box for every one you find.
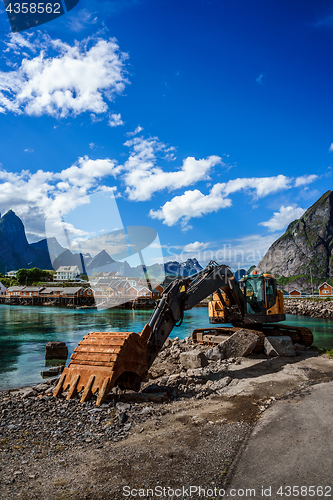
[192,324,313,351]
[53,326,152,406]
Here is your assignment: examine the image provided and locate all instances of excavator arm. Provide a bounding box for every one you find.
[53,261,244,405]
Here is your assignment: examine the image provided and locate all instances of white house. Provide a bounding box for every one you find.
[55,266,80,281]
[0,281,7,296]
[6,270,17,277]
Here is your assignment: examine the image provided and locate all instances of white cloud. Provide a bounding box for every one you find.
[0,34,128,118]
[294,174,318,187]
[108,113,124,127]
[123,136,221,201]
[329,143,333,152]
[150,175,295,227]
[150,185,232,226]
[223,175,292,197]
[24,148,33,153]
[0,156,118,240]
[126,125,143,137]
[182,241,210,252]
[259,205,305,232]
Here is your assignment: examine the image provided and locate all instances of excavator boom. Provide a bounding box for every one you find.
[54,262,243,405]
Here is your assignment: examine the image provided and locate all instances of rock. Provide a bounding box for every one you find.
[264,336,296,357]
[41,366,64,377]
[44,387,54,395]
[256,190,333,277]
[206,330,259,360]
[116,402,131,412]
[179,350,208,369]
[11,387,35,398]
[208,376,232,393]
[45,341,68,360]
[205,344,225,361]
[33,384,49,393]
[118,412,128,424]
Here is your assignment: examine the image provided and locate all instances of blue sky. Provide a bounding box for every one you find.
[0,0,332,270]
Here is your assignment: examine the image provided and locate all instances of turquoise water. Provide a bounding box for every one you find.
[0,304,333,390]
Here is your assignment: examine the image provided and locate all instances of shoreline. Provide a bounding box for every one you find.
[284,297,333,319]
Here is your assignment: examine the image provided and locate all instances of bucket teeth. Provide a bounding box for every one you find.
[53,373,66,398]
[66,374,80,400]
[96,376,111,406]
[80,375,95,403]
[52,328,150,405]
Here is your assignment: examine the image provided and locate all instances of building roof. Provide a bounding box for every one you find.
[22,286,45,292]
[0,281,7,289]
[56,266,80,272]
[40,287,65,294]
[61,287,83,295]
[319,282,332,288]
[289,289,302,293]
[7,286,26,291]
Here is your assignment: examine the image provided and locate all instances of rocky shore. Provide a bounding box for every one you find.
[1,333,333,499]
[284,298,333,319]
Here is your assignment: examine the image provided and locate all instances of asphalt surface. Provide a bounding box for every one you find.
[226,381,333,500]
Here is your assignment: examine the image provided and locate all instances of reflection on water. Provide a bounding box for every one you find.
[0,305,333,390]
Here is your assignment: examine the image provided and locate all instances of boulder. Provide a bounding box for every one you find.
[264,336,296,357]
[206,329,260,360]
[41,365,64,377]
[179,350,208,369]
[45,341,68,360]
[205,344,225,361]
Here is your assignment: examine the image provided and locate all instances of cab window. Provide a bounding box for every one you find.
[265,278,276,309]
[245,278,265,314]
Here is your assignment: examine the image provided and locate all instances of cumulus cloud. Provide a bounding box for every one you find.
[0,33,128,118]
[126,125,143,137]
[294,174,318,187]
[329,143,333,152]
[108,113,124,127]
[123,136,222,201]
[149,174,298,227]
[150,185,232,227]
[259,205,306,232]
[0,156,118,240]
[182,241,210,252]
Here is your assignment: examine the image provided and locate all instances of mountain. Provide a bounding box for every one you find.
[0,211,53,272]
[164,258,203,276]
[0,210,205,278]
[256,191,333,277]
[86,250,115,271]
[52,249,87,274]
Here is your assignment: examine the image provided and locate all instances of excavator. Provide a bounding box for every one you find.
[53,261,313,406]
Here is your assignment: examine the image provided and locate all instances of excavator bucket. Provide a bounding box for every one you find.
[53,325,152,406]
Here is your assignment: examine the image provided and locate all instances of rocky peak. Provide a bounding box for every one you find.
[0,210,29,253]
[256,190,333,277]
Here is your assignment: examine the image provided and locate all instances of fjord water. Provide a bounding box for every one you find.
[0,305,333,391]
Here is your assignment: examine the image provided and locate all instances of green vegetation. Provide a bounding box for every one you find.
[0,274,18,287]
[16,268,54,285]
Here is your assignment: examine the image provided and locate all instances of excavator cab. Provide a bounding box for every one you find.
[242,272,285,323]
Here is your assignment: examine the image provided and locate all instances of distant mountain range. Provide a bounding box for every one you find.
[256,190,333,278]
[0,211,203,278]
